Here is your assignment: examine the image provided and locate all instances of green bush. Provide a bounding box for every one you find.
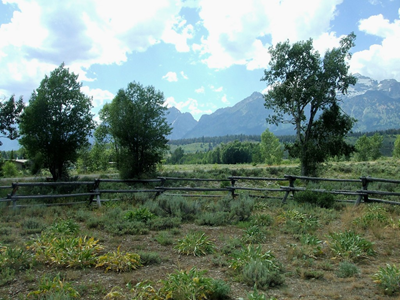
[175,232,215,256]
[148,217,181,231]
[242,225,269,244]
[2,161,19,177]
[372,264,400,296]
[329,230,375,261]
[336,261,360,278]
[147,195,200,221]
[242,259,285,290]
[294,190,335,208]
[195,211,230,226]
[124,207,155,223]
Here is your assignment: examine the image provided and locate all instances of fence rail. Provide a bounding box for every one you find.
[1,174,400,209]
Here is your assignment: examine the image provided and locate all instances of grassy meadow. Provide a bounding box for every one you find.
[1,159,400,299]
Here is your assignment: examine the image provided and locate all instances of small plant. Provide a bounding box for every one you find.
[242,258,285,289]
[28,234,103,268]
[138,251,162,265]
[278,209,319,234]
[27,273,80,299]
[336,261,360,278]
[0,267,15,287]
[251,213,273,227]
[46,219,80,236]
[372,264,400,296]
[0,244,33,271]
[160,267,230,300]
[95,246,142,272]
[175,232,215,256]
[124,207,155,223]
[353,204,390,228]
[154,231,174,246]
[329,230,375,261]
[242,225,268,244]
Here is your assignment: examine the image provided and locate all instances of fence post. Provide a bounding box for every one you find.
[282,175,295,203]
[10,183,18,210]
[88,179,101,207]
[230,178,236,198]
[155,177,166,199]
[356,176,370,206]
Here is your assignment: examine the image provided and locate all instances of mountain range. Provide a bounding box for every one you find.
[166,74,400,140]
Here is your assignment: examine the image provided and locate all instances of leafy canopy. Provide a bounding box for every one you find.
[101,81,171,178]
[0,95,24,146]
[19,63,95,181]
[262,33,357,176]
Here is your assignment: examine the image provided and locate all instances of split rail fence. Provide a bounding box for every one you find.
[1,175,400,209]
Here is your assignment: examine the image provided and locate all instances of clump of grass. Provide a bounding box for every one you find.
[137,251,162,265]
[242,225,269,244]
[372,264,400,296]
[175,232,215,256]
[329,230,375,261]
[353,204,390,229]
[27,273,80,299]
[154,231,174,246]
[95,246,142,272]
[336,261,360,278]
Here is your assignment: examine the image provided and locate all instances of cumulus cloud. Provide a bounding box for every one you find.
[163,71,178,82]
[164,96,212,119]
[351,10,400,80]
[221,94,229,104]
[0,0,186,96]
[80,86,114,109]
[195,86,205,93]
[196,0,343,69]
[180,71,189,79]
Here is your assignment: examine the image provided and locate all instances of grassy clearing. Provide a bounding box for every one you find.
[1,160,400,299]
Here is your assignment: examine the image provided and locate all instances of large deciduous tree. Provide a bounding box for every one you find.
[0,95,24,146]
[101,82,171,178]
[19,63,95,181]
[262,33,357,176]
[260,129,283,165]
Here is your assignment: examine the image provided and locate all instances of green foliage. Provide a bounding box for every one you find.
[27,273,80,299]
[124,207,156,223]
[354,133,383,161]
[353,204,390,229]
[175,232,215,256]
[0,95,24,146]
[260,129,283,165]
[393,135,400,158]
[168,147,185,164]
[242,225,268,244]
[247,285,277,300]
[28,233,103,268]
[148,217,181,231]
[102,81,172,178]
[137,251,162,265]
[148,195,199,221]
[329,230,375,261]
[2,161,18,177]
[0,267,15,287]
[0,244,33,271]
[262,33,357,176]
[294,190,336,208]
[278,209,319,234]
[19,63,95,181]
[154,231,174,246]
[160,267,230,300]
[372,264,400,296]
[336,261,360,278]
[95,246,142,272]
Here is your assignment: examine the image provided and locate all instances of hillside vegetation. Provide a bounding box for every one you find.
[1,160,400,299]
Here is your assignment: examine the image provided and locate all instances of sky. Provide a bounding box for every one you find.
[0,0,399,123]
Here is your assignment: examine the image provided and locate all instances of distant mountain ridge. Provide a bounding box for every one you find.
[167,74,400,140]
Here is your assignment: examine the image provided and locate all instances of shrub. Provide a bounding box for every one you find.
[329,230,375,261]
[242,259,285,290]
[154,231,174,246]
[160,267,230,300]
[148,217,182,231]
[294,190,335,208]
[353,204,390,229]
[242,225,269,244]
[105,220,149,235]
[336,261,360,278]
[124,207,155,223]
[95,246,142,272]
[149,195,200,221]
[2,161,19,177]
[0,244,33,271]
[175,232,215,256]
[230,194,254,222]
[372,264,400,296]
[195,211,230,226]
[137,251,162,265]
[27,273,80,299]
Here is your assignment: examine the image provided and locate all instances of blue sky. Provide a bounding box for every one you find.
[0,0,399,123]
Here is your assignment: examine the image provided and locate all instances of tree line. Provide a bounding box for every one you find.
[2,33,400,180]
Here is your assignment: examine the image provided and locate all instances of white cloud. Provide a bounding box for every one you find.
[195,86,205,93]
[196,0,343,69]
[164,96,212,120]
[221,94,229,104]
[163,71,178,82]
[81,86,114,109]
[180,71,189,79]
[351,10,400,80]
[0,0,185,96]
[213,86,223,92]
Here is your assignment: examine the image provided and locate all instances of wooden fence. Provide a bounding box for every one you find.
[1,175,400,209]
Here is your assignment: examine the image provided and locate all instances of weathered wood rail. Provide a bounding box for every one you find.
[1,174,400,209]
